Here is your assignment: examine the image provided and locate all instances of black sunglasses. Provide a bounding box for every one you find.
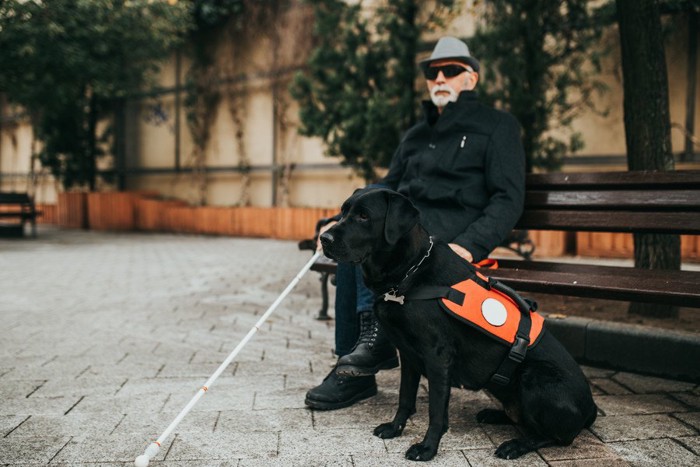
[423,64,471,80]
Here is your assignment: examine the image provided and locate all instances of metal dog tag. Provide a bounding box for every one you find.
[384,292,405,305]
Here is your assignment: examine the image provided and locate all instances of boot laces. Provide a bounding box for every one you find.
[358,314,379,347]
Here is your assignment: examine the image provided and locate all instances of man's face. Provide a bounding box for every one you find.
[425,60,478,110]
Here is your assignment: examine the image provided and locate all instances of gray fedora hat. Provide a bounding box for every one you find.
[419,36,480,72]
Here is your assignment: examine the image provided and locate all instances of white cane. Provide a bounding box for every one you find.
[134,251,322,467]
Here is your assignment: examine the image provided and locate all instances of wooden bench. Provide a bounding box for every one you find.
[300,222,536,319]
[301,170,700,316]
[0,192,41,237]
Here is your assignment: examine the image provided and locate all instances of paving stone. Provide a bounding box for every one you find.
[538,430,619,461]
[161,385,256,413]
[279,429,387,457]
[145,461,239,467]
[0,436,71,465]
[51,463,132,466]
[354,450,469,466]
[2,395,83,416]
[29,375,130,398]
[672,411,700,431]
[0,415,30,437]
[5,412,125,440]
[253,389,310,410]
[165,431,279,461]
[0,379,47,399]
[595,394,690,415]
[239,455,352,466]
[1,229,699,466]
[479,423,523,448]
[612,372,697,394]
[547,458,631,466]
[590,414,697,442]
[216,408,312,432]
[589,377,634,396]
[68,392,171,415]
[608,438,699,466]
[676,435,700,455]
[51,433,174,464]
[580,366,616,379]
[312,405,396,431]
[383,423,494,454]
[462,447,548,466]
[671,391,700,410]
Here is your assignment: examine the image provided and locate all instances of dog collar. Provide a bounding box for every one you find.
[383,236,434,305]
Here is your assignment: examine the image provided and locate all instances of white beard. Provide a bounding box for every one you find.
[430,85,459,108]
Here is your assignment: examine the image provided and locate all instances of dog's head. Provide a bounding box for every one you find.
[320,187,420,263]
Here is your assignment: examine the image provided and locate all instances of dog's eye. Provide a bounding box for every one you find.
[355,213,369,222]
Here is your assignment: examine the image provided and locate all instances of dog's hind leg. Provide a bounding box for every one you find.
[495,436,556,459]
[374,356,420,439]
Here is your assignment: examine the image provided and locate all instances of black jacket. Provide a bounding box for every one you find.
[381,91,525,262]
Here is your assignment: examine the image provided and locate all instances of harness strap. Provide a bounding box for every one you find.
[488,278,536,386]
[404,286,466,305]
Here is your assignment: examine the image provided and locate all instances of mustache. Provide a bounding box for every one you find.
[430,85,458,99]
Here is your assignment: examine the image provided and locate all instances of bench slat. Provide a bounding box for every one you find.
[310,256,338,274]
[0,192,38,237]
[482,261,700,308]
[305,171,700,311]
[526,170,700,188]
[525,190,700,209]
[517,210,700,233]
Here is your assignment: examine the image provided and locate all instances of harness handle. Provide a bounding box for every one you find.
[473,258,498,269]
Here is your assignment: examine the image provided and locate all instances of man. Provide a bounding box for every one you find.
[305,36,526,410]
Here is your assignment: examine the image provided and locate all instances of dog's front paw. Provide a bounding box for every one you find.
[405,442,437,461]
[495,439,534,459]
[374,422,404,439]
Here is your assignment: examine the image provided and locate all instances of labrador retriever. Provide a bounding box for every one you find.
[320,187,597,461]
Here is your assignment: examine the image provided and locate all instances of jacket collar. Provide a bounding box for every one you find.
[422,90,479,128]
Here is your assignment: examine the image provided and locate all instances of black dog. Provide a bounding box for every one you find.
[320,187,597,461]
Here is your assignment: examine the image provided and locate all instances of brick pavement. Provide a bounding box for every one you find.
[0,227,698,466]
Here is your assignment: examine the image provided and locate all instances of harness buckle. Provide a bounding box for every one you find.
[509,336,529,363]
[491,374,510,385]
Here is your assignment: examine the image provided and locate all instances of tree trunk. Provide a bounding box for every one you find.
[616,0,680,318]
[87,94,98,192]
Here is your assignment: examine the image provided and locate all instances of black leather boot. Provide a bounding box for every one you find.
[335,311,399,377]
[304,366,377,410]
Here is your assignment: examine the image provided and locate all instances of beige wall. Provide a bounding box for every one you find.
[1,4,699,208]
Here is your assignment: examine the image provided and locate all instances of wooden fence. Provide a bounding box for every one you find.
[49,191,699,260]
[55,192,336,241]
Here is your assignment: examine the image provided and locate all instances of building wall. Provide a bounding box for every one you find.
[1,3,698,208]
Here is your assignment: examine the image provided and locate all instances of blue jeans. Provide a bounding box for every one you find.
[334,262,375,356]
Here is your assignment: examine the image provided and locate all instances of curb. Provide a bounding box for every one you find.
[544,315,700,383]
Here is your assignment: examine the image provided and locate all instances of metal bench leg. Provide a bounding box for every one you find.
[316,272,333,320]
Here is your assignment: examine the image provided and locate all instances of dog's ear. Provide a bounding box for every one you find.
[383,190,420,245]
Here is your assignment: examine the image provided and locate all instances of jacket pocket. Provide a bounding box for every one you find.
[449,133,488,172]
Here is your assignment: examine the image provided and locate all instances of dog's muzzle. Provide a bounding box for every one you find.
[319,232,338,260]
[320,232,334,246]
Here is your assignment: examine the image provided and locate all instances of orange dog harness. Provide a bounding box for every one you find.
[392,271,545,386]
[438,276,544,348]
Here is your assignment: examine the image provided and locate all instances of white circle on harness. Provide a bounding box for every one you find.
[481,298,508,327]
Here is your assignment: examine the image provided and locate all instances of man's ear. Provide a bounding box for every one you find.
[383,190,420,245]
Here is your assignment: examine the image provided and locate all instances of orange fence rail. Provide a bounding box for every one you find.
[45,192,699,261]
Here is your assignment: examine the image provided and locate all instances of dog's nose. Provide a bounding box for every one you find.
[320,232,334,246]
